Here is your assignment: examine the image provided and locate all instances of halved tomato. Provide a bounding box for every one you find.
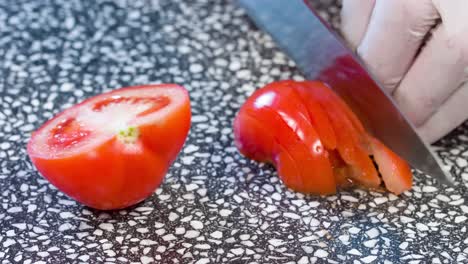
[27,84,191,210]
[234,80,413,195]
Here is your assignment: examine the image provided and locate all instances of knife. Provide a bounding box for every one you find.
[237,0,454,186]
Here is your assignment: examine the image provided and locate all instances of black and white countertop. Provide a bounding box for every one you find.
[1,0,468,263]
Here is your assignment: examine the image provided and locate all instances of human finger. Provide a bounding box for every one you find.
[340,0,375,49]
[393,24,468,127]
[416,82,468,143]
[356,0,438,93]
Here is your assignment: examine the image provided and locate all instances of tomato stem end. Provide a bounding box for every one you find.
[117,126,139,144]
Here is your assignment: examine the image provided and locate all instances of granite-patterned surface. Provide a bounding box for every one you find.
[1,0,468,263]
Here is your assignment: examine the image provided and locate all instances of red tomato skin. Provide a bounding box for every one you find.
[29,139,167,210]
[27,84,191,210]
[139,89,191,165]
[234,111,306,190]
[242,108,337,194]
[234,109,277,163]
[295,82,337,150]
[303,81,381,187]
[234,81,336,194]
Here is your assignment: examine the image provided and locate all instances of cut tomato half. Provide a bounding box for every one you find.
[27,84,191,210]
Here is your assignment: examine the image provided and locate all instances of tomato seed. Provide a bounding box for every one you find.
[48,118,91,148]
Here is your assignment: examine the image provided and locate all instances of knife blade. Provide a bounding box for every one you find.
[237,0,454,186]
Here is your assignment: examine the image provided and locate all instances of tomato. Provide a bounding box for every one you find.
[369,136,413,195]
[236,81,336,194]
[234,80,413,195]
[294,82,337,150]
[27,84,191,210]
[301,81,381,188]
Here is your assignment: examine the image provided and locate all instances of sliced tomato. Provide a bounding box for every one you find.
[234,80,413,196]
[295,82,337,150]
[27,84,191,210]
[303,81,359,163]
[234,81,336,194]
[247,108,335,194]
[234,111,304,190]
[234,108,278,163]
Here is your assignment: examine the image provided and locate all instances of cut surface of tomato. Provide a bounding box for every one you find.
[233,80,413,196]
[27,84,191,210]
[370,136,413,195]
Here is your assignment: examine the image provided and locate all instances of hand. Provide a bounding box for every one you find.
[340,0,468,143]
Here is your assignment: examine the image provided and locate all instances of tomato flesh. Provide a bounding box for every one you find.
[370,136,413,195]
[27,84,191,210]
[236,81,336,194]
[92,96,171,117]
[234,80,413,195]
[48,117,91,148]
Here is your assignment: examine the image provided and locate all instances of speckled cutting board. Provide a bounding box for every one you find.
[1,0,468,263]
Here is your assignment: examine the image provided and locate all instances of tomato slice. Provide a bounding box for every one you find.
[303,81,381,188]
[234,108,278,163]
[27,84,191,210]
[234,111,303,190]
[294,82,337,150]
[369,136,413,195]
[303,81,358,162]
